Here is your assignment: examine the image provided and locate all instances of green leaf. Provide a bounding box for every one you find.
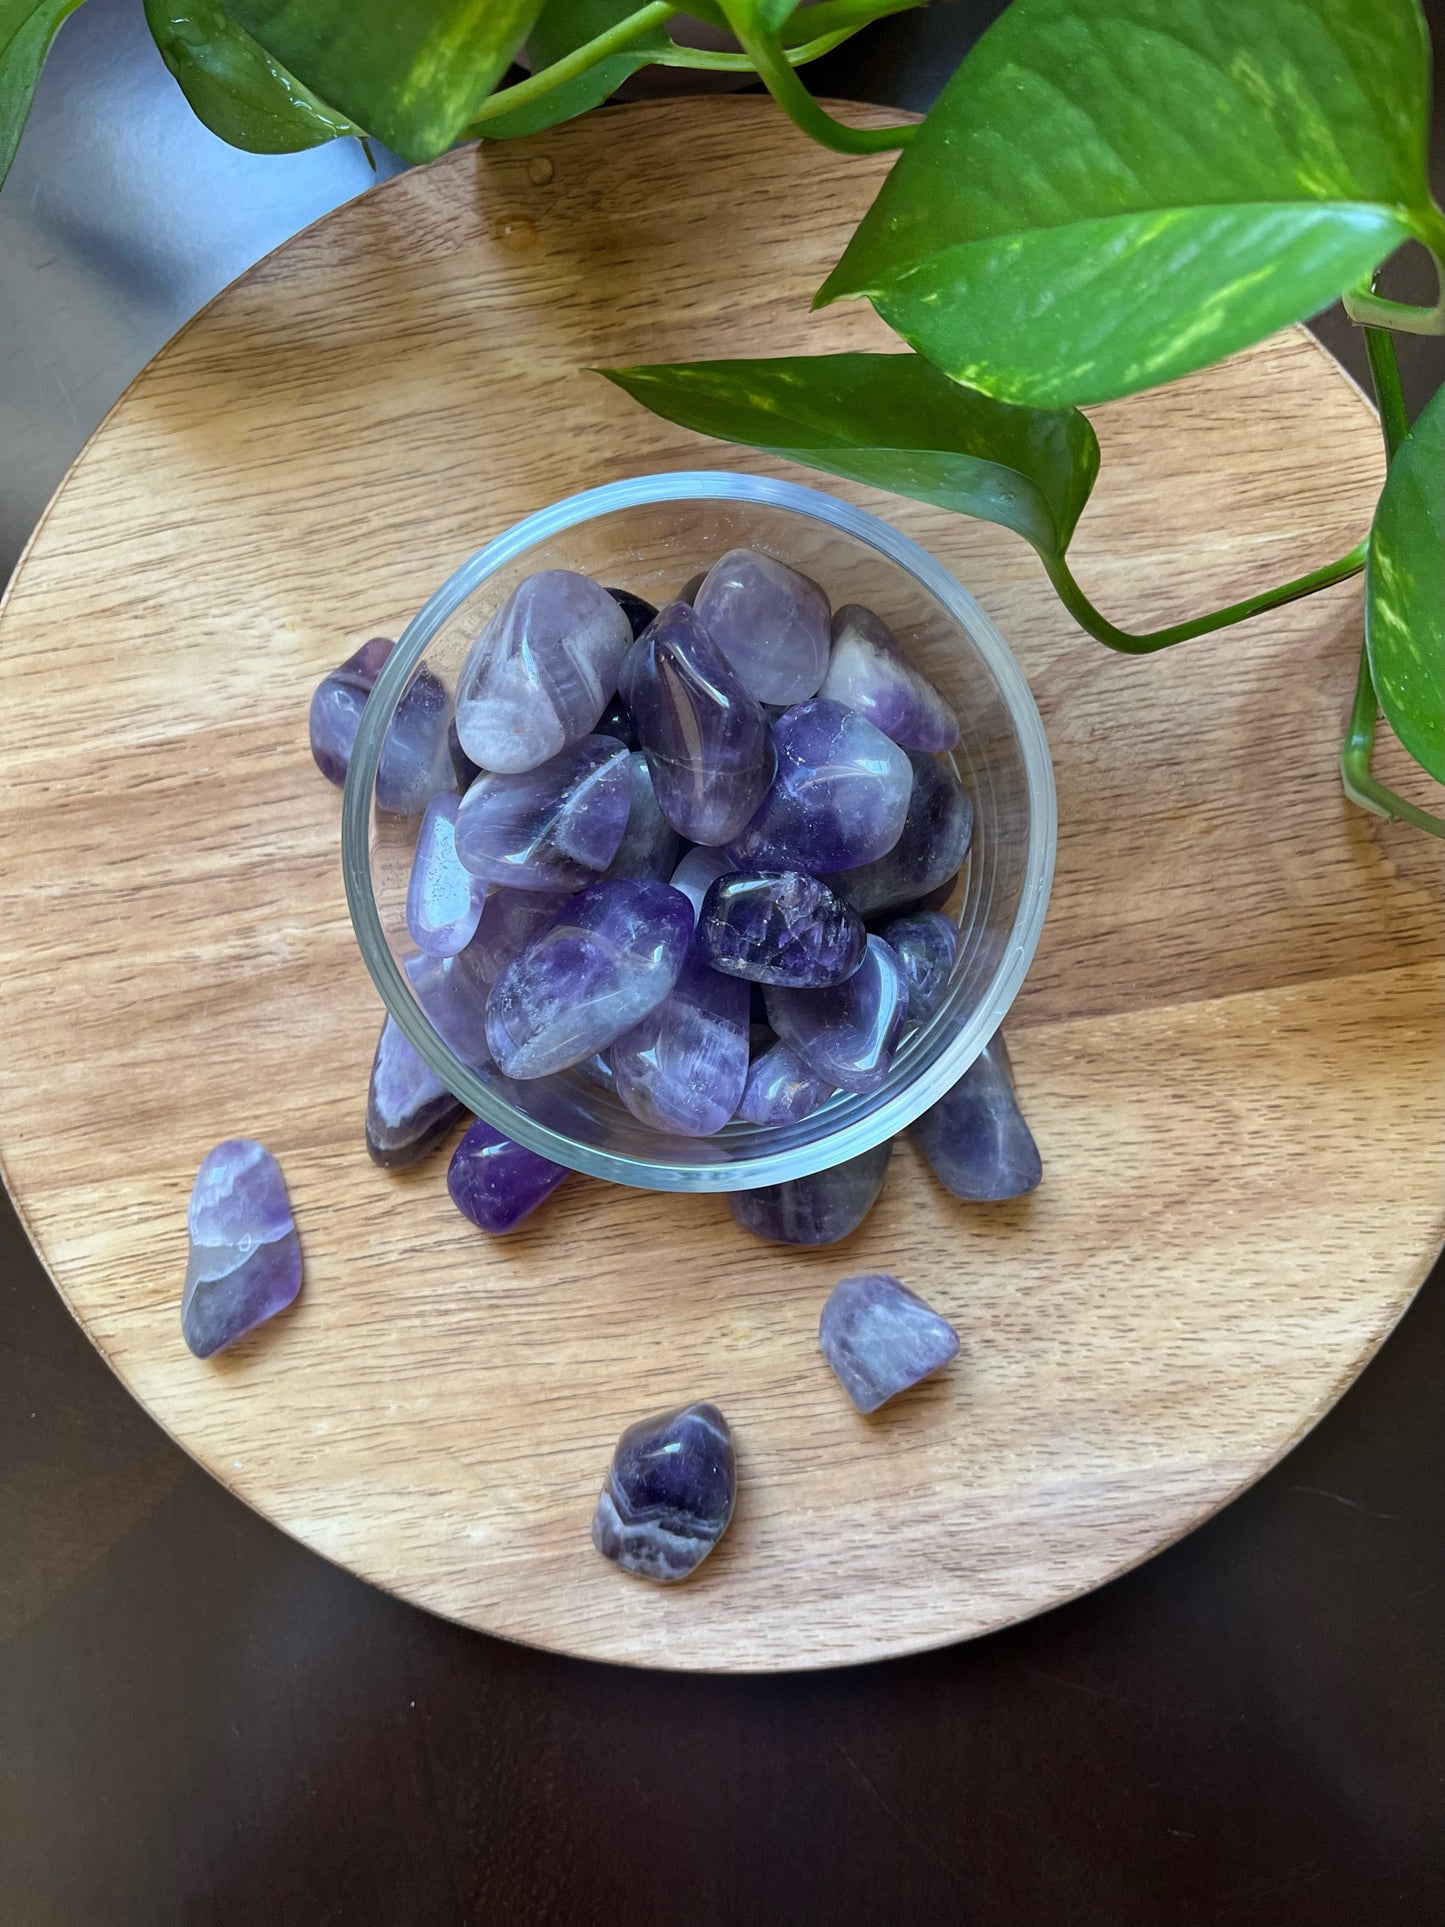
[144,0,360,152]
[220,0,546,160]
[602,353,1099,559]
[718,0,801,34]
[819,0,1436,406]
[1,0,85,191]
[1365,382,1444,782]
[475,0,671,139]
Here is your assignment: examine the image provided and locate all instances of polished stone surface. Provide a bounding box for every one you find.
[605,586,658,639]
[826,749,973,918]
[620,601,774,846]
[697,871,865,987]
[454,569,634,774]
[309,636,393,787]
[727,697,912,873]
[365,1016,465,1167]
[603,752,683,882]
[405,792,486,958]
[470,887,574,983]
[727,1138,893,1245]
[404,944,493,1068]
[818,1271,959,1413]
[375,665,456,818]
[765,934,908,1094]
[611,942,750,1136]
[694,549,831,705]
[818,605,959,752]
[591,1401,736,1584]
[668,845,737,920]
[878,909,958,1024]
[454,735,631,891]
[484,878,694,1078]
[593,691,640,750]
[908,1033,1043,1201]
[736,1039,835,1126]
[446,1118,569,1235]
[181,1139,302,1359]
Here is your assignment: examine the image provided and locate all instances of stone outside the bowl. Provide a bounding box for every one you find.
[735,1039,834,1126]
[826,749,973,919]
[878,910,959,1025]
[405,792,486,958]
[728,1138,893,1245]
[694,549,831,706]
[376,664,457,818]
[365,1016,466,1167]
[591,1401,736,1583]
[908,1032,1043,1201]
[309,636,394,788]
[485,878,694,1079]
[181,1139,302,1359]
[603,752,684,882]
[697,871,865,988]
[818,605,959,753]
[447,1118,569,1235]
[818,1271,959,1414]
[765,934,908,1095]
[611,942,750,1136]
[621,601,774,847]
[454,569,634,774]
[726,698,913,874]
[454,735,632,891]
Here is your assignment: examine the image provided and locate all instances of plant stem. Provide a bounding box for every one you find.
[469,2,678,126]
[1041,542,1368,656]
[736,26,915,153]
[1363,325,1409,460]
[1342,207,1445,335]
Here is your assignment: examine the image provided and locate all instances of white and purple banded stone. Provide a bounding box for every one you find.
[697,871,865,988]
[455,735,631,891]
[603,752,683,882]
[454,570,634,774]
[309,637,393,787]
[447,1118,569,1235]
[736,1039,834,1126]
[694,550,830,705]
[181,1139,302,1358]
[591,1401,736,1584]
[817,605,959,752]
[818,1272,959,1413]
[406,792,486,957]
[611,941,749,1136]
[908,1032,1042,1201]
[365,1016,465,1167]
[727,697,912,874]
[728,1138,892,1245]
[878,909,958,1024]
[376,665,457,817]
[765,934,908,1095]
[826,749,973,918]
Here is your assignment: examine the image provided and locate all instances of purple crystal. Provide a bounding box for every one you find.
[309,637,394,787]
[694,549,830,705]
[605,586,658,639]
[736,1039,834,1126]
[819,1272,959,1413]
[765,934,908,1094]
[908,1032,1042,1201]
[181,1139,302,1358]
[470,887,574,982]
[727,697,912,873]
[878,910,958,1024]
[455,569,634,774]
[406,792,486,957]
[447,1118,569,1235]
[376,665,456,817]
[818,605,959,752]
[603,752,683,882]
[620,602,774,846]
[594,692,640,750]
[728,1138,892,1245]
[697,871,865,987]
[485,877,694,1078]
[366,1016,465,1167]
[826,750,973,918]
[669,846,736,920]
[591,1401,736,1583]
[454,735,631,891]
[405,944,493,1066]
[611,942,749,1136]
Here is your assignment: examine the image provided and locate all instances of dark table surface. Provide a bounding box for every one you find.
[2,4,1442,1921]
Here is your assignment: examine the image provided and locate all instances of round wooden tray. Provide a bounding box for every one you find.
[0,100,1440,1672]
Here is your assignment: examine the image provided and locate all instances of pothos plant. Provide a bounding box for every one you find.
[4,0,1441,825]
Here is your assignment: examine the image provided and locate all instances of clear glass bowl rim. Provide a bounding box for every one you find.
[342,470,1057,1192]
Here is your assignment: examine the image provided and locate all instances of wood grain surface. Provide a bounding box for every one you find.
[0,100,1440,1672]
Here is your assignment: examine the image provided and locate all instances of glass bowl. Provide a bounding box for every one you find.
[343,472,1055,1192]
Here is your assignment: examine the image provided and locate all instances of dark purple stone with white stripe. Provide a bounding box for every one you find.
[591,1401,736,1583]
[447,1118,569,1235]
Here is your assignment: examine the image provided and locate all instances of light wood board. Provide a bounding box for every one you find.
[0,101,1440,1672]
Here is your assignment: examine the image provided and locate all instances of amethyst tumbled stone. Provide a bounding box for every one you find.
[908,1032,1043,1201]
[819,1272,959,1413]
[727,697,912,873]
[603,752,683,882]
[366,1016,465,1167]
[406,792,485,957]
[826,749,973,918]
[728,1138,892,1245]
[309,637,393,787]
[470,887,573,981]
[611,942,749,1136]
[454,735,631,891]
[455,569,634,774]
[447,1118,569,1235]
[694,549,830,705]
[669,846,736,920]
[765,934,908,1094]
[181,1139,302,1358]
[736,1039,834,1126]
[878,910,958,1025]
[697,871,864,988]
[405,943,493,1067]
[621,601,774,846]
[485,877,694,1078]
[376,665,456,817]
[818,606,959,752]
[591,1401,736,1583]
[605,586,659,639]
